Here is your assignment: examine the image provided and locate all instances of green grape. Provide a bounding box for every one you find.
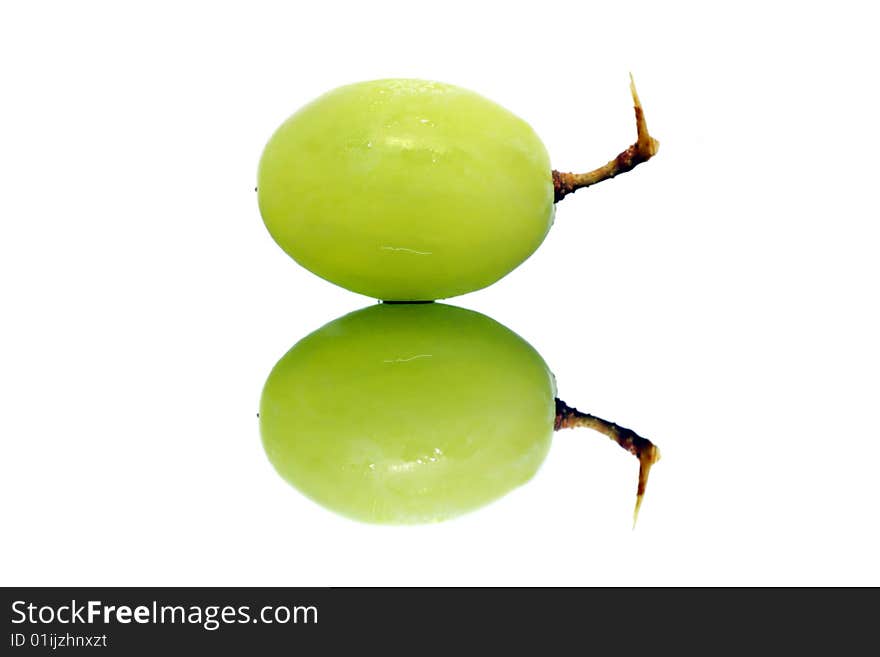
[257,78,658,301]
[259,303,660,524]
[260,303,555,523]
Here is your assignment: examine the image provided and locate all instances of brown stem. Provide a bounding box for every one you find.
[554,398,661,527]
[552,74,660,203]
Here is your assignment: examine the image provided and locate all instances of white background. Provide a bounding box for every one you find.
[2,1,878,586]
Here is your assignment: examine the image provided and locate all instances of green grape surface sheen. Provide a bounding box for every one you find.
[258,79,554,300]
[260,303,557,523]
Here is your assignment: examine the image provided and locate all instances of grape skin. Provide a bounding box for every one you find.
[258,79,554,301]
[259,303,557,523]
